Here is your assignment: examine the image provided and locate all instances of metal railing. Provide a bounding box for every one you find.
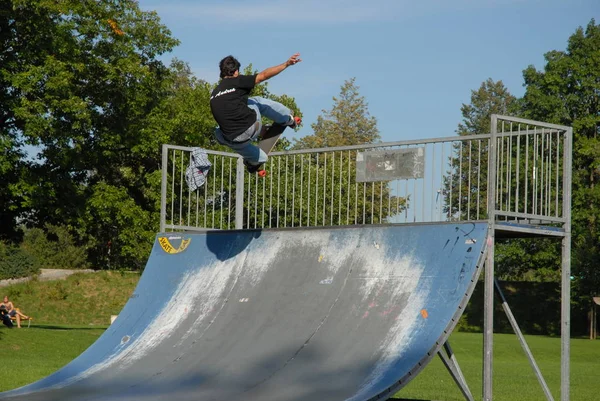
[492,115,571,224]
[160,115,572,232]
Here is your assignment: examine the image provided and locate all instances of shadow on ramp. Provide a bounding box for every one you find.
[0,222,487,401]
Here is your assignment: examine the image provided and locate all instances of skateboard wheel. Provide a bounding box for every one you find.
[258,170,267,177]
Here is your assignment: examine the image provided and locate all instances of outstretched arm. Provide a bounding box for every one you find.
[255,53,301,84]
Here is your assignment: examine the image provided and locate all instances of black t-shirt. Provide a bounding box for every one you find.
[210,74,257,140]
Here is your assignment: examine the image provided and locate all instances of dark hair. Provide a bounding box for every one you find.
[219,56,241,78]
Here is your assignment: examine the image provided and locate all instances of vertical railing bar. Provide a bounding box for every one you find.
[292,155,296,228]
[323,153,327,226]
[421,145,425,222]
[347,151,351,225]
[540,128,545,216]
[547,131,552,216]
[354,152,359,224]
[170,149,176,228]
[396,180,400,223]
[363,182,366,224]
[179,150,184,228]
[404,174,408,222]
[380,181,384,224]
[208,153,214,228]
[477,140,481,219]
[432,143,436,222]
[495,137,500,208]
[516,125,521,214]
[499,132,504,213]
[245,172,250,228]
[449,143,454,220]
[315,153,319,226]
[534,127,539,216]
[371,182,375,224]
[253,172,258,229]
[413,176,416,222]
[195,179,199,228]
[507,123,512,216]
[330,152,335,226]
[186,152,192,228]
[525,127,530,215]
[300,154,304,227]
[556,132,560,217]
[284,155,289,228]
[268,157,274,228]
[388,180,392,224]
[458,142,463,220]
[307,154,311,227]
[339,152,343,225]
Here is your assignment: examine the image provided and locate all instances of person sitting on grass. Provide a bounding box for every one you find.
[0,296,29,329]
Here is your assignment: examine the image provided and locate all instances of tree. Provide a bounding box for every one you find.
[521,19,600,313]
[295,77,380,149]
[2,0,179,268]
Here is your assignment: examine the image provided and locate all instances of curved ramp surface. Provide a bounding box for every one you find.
[0,222,487,401]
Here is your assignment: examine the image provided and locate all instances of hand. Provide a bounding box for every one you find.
[286,53,302,67]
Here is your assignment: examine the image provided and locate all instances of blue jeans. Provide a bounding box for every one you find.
[214,97,292,165]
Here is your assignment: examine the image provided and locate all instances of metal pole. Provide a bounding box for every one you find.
[561,128,573,401]
[484,115,498,401]
[160,144,168,232]
[235,157,245,229]
[495,279,555,401]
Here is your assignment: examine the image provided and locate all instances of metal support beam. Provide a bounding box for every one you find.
[438,342,474,401]
[160,144,168,233]
[483,115,498,401]
[561,127,573,401]
[495,279,555,401]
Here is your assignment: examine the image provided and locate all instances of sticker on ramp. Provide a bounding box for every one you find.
[158,236,191,254]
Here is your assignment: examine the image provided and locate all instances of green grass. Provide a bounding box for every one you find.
[2,271,140,325]
[1,273,599,399]
[395,332,600,401]
[0,324,106,392]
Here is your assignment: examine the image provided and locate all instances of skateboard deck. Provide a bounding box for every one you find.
[247,117,301,176]
[258,123,287,155]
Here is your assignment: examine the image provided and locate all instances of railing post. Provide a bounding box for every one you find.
[235,157,245,229]
[160,144,168,233]
[484,115,498,401]
[561,127,573,401]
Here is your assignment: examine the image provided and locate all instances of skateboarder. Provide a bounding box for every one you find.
[210,53,302,172]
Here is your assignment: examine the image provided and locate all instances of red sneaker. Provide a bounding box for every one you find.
[286,115,302,129]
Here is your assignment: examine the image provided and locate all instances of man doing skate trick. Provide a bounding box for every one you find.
[210,53,302,172]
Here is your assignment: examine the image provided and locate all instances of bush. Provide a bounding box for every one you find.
[22,225,89,270]
[0,242,39,280]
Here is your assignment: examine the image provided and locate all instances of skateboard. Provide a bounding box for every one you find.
[246,117,301,176]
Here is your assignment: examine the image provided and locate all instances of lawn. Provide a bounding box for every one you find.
[0,324,106,392]
[396,332,600,401]
[0,272,598,400]
[1,327,598,400]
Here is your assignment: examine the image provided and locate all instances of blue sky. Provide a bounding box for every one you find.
[137,0,598,143]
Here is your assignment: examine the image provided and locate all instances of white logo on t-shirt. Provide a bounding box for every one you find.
[210,88,236,100]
